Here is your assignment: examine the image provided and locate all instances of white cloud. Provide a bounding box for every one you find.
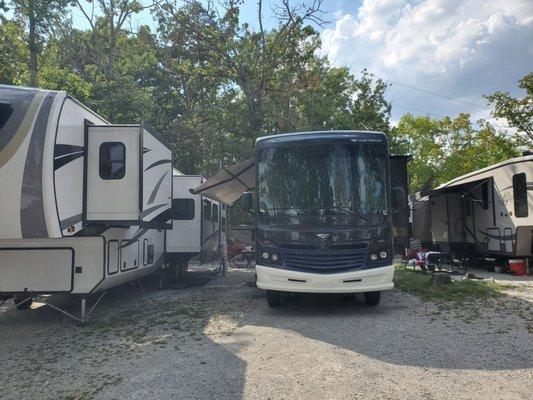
[319,0,533,124]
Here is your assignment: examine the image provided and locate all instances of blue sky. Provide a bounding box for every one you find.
[70,0,532,127]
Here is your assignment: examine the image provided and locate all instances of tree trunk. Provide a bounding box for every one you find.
[28,2,39,87]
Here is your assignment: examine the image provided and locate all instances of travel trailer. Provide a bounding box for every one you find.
[419,155,532,261]
[165,171,227,279]
[191,131,395,307]
[0,86,173,321]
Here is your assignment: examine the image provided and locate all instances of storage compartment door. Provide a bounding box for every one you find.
[0,248,73,292]
[86,126,140,222]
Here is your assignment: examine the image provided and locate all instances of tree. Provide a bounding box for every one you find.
[6,0,70,86]
[0,19,29,84]
[392,113,519,193]
[486,73,533,146]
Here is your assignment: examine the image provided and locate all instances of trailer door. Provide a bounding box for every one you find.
[86,126,140,222]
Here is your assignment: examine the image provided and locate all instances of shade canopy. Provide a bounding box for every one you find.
[190,158,256,205]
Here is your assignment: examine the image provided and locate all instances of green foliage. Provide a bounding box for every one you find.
[393,265,513,303]
[0,0,525,186]
[392,113,519,192]
[486,73,533,146]
[0,19,29,84]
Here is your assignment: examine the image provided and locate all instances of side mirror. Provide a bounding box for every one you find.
[242,191,253,211]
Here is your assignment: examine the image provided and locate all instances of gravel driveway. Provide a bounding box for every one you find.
[0,268,531,400]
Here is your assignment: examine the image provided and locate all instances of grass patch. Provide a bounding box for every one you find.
[393,265,513,304]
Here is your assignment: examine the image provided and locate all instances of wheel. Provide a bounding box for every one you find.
[266,290,282,307]
[364,291,381,306]
[14,296,32,310]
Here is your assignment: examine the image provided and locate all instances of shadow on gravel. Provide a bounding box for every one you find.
[238,286,533,372]
[0,274,247,400]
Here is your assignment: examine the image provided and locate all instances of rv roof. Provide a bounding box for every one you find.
[436,154,533,190]
[256,130,386,147]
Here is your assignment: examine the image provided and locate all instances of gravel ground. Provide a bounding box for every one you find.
[0,268,532,400]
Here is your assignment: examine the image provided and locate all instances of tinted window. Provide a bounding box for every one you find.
[147,244,154,264]
[99,142,125,179]
[172,198,195,220]
[212,203,219,222]
[481,182,489,210]
[203,199,212,220]
[513,173,528,218]
[392,187,405,208]
[0,103,13,131]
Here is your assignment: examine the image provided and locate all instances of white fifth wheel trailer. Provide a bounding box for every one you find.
[0,85,173,321]
[165,171,227,279]
[421,155,532,262]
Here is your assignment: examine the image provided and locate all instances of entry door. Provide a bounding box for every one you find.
[504,228,513,253]
[86,126,140,221]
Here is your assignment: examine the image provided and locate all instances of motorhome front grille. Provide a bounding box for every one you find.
[281,250,366,273]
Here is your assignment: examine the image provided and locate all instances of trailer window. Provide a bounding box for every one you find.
[99,142,125,179]
[0,103,13,131]
[513,173,528,218]
[147,244,154,264]
[212,203,219,222]
[203,199,212,220]
[465,198,472,217]
[481,182,489,210]
[172,198,195,220]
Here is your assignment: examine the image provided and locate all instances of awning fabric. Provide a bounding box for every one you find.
[421,177,492,197]
[190,158,256,205]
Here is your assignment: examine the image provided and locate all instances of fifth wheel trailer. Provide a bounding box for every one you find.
[419,155,532,262]
[0,85,173,320]
[165,171,227,278]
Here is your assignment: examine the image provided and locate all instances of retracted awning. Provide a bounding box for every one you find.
[421,177,492,197]
[189,158,256,205]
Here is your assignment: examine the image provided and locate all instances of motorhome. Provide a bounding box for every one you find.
[165,171,226,279]
[191,131,395,307]
[0,86,173,321]
[419,155,532,262]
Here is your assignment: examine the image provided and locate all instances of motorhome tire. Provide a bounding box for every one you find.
[364,291,381,306]
[266,290,282,307]
[14,296,32,310]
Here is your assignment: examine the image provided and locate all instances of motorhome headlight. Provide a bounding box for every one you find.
[370,253,378,261]
[262,252,270,260]
[271,254,279,262]
[380,251,388,259]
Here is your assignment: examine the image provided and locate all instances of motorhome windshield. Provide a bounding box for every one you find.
[257,141,389,222]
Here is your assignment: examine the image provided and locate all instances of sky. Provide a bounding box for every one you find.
[71,0,532,125]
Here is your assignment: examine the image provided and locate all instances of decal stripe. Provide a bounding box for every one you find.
[120,229,148,248]
[54,151,84,170]
[60,213,83,230]
[142,147,151,154]
[0,91,45,169]
[140,203,167,218]
[20,92,57,238]
[147,171,168,204]
[145,158,172,171]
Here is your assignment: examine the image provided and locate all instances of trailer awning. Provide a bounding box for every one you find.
[421,177,492,197]
[190,158,255,205]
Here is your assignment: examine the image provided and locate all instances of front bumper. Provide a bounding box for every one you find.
[256,264,394,293]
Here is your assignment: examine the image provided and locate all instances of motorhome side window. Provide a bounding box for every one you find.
[513,173,528,218]
[391,187,405,207]
[212,203,219,222]
[481,182,489,210]
[172,198,195,220]
[0,103,14,130]
[203,199,212,220]
[99,142,125,179]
